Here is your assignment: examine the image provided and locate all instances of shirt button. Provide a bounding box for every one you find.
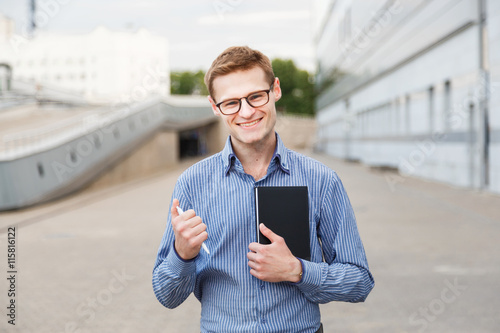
[261,318,266,323]
[260,284,264,290]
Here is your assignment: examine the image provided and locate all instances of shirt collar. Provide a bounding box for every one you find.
[222,133,290,176]
[222,136,237,175]
[272,133,290,174]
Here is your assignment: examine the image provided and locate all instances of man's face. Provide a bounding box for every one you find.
[208,67,281,150]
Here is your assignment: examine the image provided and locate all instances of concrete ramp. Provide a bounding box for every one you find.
[0,97,215,210]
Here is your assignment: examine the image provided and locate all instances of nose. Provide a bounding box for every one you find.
[238,98,255,118]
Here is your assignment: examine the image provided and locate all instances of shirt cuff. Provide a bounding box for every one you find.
[291,258,305,284]
[165,240,197,277]
[294,259,323,294]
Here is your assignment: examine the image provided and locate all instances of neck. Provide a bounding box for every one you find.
[231,133,277,181]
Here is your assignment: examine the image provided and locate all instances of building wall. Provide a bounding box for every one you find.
[315,0,499,193]
[276,114,317,150]
[488,0,500,192]
[85,129,179,192]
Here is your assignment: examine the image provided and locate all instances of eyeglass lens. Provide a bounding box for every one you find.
[219,89,271,114]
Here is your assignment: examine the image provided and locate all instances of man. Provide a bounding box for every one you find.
[153,46,374,332]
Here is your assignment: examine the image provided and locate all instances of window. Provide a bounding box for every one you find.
[405,95,411,134]
[37,162,45,178]
[339,8,352,45]
[428,86,435,134]
[444,80,451,131]
[394,98,400,136]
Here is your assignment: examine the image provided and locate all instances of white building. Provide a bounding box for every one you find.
[0,14,14,92]
[0,17,169,104]
[315,0,500,194]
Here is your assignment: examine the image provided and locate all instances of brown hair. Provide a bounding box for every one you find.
[204,46,275,100]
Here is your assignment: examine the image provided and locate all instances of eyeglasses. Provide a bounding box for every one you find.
[215,84,274,115]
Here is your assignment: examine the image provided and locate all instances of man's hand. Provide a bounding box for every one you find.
[247,223,303,283]
[171,199,208,260]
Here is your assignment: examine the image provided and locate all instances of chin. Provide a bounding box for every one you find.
[238,130,274,145]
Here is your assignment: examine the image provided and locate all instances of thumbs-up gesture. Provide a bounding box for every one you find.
[171,199,208,260]
[247,223,303,283]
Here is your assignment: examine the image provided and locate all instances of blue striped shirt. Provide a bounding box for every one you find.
[153,133,374,332]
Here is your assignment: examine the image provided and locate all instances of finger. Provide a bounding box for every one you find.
[176,218,204,238]
[191,231,208,245]
[191,222,207,236]
[249,268,263,281]
[182,216,204,229]
[247,251,258,262]
[259,223,281,243]
[177,209,197,222]
[247,260,259,271]
[199,231,208,242]
[183,209,197,219]
[248,242,260,253]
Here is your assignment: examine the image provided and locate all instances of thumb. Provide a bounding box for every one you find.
[171,199,180,218]
[260,223,280,243]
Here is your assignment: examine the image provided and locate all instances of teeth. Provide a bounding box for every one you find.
[240,119,260,127]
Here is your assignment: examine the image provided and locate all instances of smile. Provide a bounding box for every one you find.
[239,119,261,127]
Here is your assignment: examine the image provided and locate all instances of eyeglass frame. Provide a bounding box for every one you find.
[214,83,275,115]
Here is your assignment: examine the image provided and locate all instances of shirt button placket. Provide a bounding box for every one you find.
[256,280,266,330]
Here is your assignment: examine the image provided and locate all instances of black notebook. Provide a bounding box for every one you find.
[254,186,311,261]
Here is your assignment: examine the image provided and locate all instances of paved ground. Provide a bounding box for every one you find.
[1,152,499,333]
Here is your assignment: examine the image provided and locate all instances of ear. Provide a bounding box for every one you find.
[273,77,282,102]
[208,95,221,116]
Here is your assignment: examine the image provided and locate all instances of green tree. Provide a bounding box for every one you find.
[271,58,315,115]
[170,60,315,115]
[170,70,208,95]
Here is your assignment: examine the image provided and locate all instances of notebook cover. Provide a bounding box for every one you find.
[255,186,310,260]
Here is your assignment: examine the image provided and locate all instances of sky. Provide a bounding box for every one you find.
[0,0,317,72]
